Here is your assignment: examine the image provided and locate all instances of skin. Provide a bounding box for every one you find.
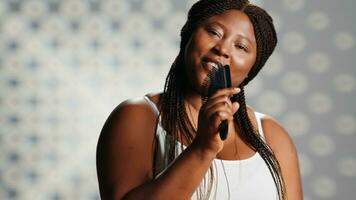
[96,10,303,200]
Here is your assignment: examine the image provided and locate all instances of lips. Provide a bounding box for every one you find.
[203,61,218,70]
[201,57,223,71]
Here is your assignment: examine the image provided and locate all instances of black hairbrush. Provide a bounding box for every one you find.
[204,63,232,140]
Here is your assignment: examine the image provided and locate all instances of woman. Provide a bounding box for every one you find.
[96,0,303,199]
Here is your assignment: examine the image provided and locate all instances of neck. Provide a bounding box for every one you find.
[184,92,203,113]
[183,92,202,131]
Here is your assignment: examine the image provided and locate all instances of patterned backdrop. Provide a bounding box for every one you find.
[0,0,355,199]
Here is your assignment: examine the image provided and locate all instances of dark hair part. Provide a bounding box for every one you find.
[158,0,285,199]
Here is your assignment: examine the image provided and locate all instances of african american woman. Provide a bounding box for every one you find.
[96,0,303,199]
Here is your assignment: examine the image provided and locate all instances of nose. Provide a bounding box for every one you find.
[212,39,231,59]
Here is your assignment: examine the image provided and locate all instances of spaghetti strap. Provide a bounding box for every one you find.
[254,111,266,141]
[143,96,160,116]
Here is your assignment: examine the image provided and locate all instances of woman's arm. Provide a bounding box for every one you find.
[262,115,304,200]
[97,88,239,199]
[96,99,217,200]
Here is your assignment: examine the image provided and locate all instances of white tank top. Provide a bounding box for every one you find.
[144,96,278,200]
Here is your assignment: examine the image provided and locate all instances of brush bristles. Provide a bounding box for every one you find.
[202,64,231,102]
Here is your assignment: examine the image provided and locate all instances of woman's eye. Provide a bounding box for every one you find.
[235,44,247,51]
[207,28,221,37]
[210,30,219,35]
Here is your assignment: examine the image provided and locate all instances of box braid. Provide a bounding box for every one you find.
[158,0,285,199]
[233,87,285,199]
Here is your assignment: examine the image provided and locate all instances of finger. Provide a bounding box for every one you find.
[210,112,233,133]
[205,104,234,121]
[231,102,240,114]
[206,102,233,116]
[204,95,232,110]
[209,87,240,99]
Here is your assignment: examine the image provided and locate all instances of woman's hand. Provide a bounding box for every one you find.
[192,87,241,156]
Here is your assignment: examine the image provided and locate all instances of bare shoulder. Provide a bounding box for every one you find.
[259,114,296,154]
[100,96,158,135]
[261,114,304,198]
[97,96,160,160]
[261,114,296,158]
[246,105,296,154]
[245,105,294,151]
[96,95,160,198]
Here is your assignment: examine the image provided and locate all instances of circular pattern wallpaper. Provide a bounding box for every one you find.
[0,0,355,199]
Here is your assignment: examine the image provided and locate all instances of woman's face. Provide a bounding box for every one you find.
[184,9,257,95]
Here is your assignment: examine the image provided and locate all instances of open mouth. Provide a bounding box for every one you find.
[202,61,221,72]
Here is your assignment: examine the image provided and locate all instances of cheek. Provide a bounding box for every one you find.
[231,72,247,86]
[186,29,213,62]
[183,39,206,92]
[184,32,211,83]
[184,36,203,68]
[230,57,255,86]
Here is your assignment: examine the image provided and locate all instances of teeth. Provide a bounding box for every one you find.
[206,62,218,69]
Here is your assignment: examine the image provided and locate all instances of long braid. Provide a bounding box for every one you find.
[242,4,278,84]
[157,1,286,200]
[234,86,286,199]
[161,52,215,198]
[161,54,180,164]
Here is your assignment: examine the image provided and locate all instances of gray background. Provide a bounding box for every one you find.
[0,0,355,199]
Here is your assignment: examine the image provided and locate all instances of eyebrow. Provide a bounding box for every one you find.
[207,21,255,47]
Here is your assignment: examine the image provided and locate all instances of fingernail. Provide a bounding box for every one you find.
[234,87,240,92]
[219,112,226,117]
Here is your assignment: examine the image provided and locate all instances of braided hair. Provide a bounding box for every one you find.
[158,0,286,199]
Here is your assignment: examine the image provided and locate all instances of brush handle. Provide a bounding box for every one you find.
[206,64,232,141]
[219,65,231,141]
[219,120,229,140]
